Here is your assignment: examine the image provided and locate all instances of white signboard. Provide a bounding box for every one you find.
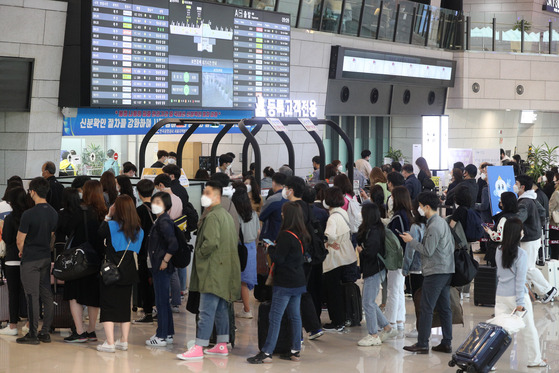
[472,149,501,168]
[255,97,318,118]
[298,117,318,132]
[266,118,287,132]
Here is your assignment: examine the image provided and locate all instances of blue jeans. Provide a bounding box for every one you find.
[152,269,174,339]
[362,272,389,335]
[417,273,453,348]
[262,286,305,355]
[196,293,229,347]
[177,267,187,293]
[170,269,181,306]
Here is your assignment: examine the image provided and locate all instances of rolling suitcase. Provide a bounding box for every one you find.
[257,301,292,355]
[343,282,362,327]
[474,266,497,307]
[537,259,559,291]
[449,323,512,373]
[51,244,74,331]
[0,280,9,324]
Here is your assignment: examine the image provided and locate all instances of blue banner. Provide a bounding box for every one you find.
[62,108,254,136]
[487,166,516,216]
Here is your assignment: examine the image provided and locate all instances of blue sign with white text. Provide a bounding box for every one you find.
[62,108,254,136]
[487,166,516,216]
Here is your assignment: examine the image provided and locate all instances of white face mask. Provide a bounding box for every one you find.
[543,175,548,183]
[78,192,83,200]
[418,206,426,217]
[151,204,164,215]
[116,185,121,193]
[323,200,330,210]
[281,188,289,200]
[246,184,252,193]
[513,184,520,194]
[222,186,234,197]
[201,195,213,208]
[167,158,176,164]
[226,164,232,170]
[338,165,343,172]
[480,173,487,180]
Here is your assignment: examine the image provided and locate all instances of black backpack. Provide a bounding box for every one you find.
[305,205,328,265]
[422,178,436,192]
[183,202,199,233]
[170,223,193,269]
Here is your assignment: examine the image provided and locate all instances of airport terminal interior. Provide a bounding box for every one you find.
[3,0,559,372]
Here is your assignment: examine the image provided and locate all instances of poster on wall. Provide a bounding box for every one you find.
[62,108,254,136]
[473,149,501,168]
[448,148,473,170]
[487,166,515,216]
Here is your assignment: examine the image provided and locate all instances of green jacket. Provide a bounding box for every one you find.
[190,204,241,302]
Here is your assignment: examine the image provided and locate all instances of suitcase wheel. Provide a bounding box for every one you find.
[466,366,476,373]
[456,370,463,373]
[448,360,456,367]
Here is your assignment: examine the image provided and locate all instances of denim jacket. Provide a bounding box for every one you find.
[402,223,424,276]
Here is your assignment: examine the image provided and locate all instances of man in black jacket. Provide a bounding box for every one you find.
[163,164,189,205]
[445,164,478,208]
[41,161,64,211]
[402,164,422,201]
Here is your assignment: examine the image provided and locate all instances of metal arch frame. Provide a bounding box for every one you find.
[138,119,240,173]
[241,123,263,175]
[209,123,235,176]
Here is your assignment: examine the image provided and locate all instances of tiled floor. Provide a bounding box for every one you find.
[0,293,556,373]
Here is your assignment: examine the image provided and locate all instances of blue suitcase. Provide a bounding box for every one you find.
[449,323,511,373]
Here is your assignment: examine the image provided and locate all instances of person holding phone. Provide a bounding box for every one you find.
[494,218,546,368]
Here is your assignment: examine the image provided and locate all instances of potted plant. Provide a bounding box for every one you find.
[526,143,558,181]
[511,19,531,52]
[384,147,405,165]
[82,143,106,176]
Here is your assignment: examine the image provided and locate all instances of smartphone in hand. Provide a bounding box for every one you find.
[395,229,403,235]
[263,239,275,246]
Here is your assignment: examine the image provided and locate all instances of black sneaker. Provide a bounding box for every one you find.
[38,332,51,343]
[542,287,557,304]
[280,351,300,362]
[16,333,40,345]
[247,351,272,364]
[323,323,345,332]
[87,332,97,342]
[133,314,154,324]
[64,332,88,343]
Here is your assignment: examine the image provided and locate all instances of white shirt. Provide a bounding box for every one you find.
[323,207,357,273]
[0,201,12,220]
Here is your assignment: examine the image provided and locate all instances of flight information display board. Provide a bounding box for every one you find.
[91,0,290,109]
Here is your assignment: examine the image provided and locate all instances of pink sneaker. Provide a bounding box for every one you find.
[177,345,204,360]
[204,343,229,356]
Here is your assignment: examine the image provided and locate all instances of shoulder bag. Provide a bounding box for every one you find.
[265,230,304,286]
[100,239,131,286]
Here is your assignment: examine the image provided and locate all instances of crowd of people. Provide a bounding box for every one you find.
[0,148,555,368]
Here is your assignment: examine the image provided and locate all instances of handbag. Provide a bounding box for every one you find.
[100,239,131,286]
[238,228,248,272]
[553,210,559,224]
[52,207,101,281]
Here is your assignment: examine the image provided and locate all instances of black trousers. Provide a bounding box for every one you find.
[5,265,26,324]
[305,263,323,319]
[322,266,345,326]
[409,273,424,297]
[300,263,322,333]
[138,260,155,314]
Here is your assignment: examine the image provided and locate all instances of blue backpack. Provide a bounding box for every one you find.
[464,208,484,242]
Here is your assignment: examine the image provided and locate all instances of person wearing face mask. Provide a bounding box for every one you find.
[542,170,556,200]
[71,175,92,201]
[163,164,190,206]
[308,156,321,183]
[178,181,240,360]
[331,160,343,175]
[445,164,478,208]
[400,192,455,355]
[153,174,182,220]
[476,162,490,203]
[485,192,519,267]
[259,173,288,244]
[355,150,373,179]
[16,177,58,345]
[217,154,234,175]
[151,150,169,168]
[122,162,137,178]
[41,161,64,211]
[167,152,178,165]
[514,175,557,303]
[145,192,179,347]
[243,175,262,214]
[209,173,240,237]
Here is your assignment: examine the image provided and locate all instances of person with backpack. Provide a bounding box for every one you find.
[400,192,455,355]
[334,174,362,243]
[494,218,547,368]
[415,157,435,192]
[321,187,357,332]
[515,175,557,303]
[386,186,412,333]
[145,192,179,347]
[356,203,398,346]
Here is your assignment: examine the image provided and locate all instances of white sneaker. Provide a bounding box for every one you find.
[166,336,174,344]
[379,328,399,342]
[171,306,180,313]
[236,309,253,319]
[97,341,116,353]
[146,336,167,347]
[358,334,382,346]
[463,292,470,299]
[0,326,18,336]
[406,329,419,339]
[115,340,128,351]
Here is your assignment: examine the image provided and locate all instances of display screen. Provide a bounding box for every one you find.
[91,0,290,109]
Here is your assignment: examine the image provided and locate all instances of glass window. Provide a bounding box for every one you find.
[226,0,250,5]
[276,0,300,26]
[320,0,343,32]
[339,0,363,36]
[298,0,322,30]
[377,0,397,41]
[359,0,381,38]
[394,1,416,43]
[251,0,276,11]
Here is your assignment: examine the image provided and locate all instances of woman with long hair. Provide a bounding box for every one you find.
[232,184,260,319]
[97,195,143,353]
[370,184,387,218]
[100,171,118,207]
[116,175,136,205]
[333,173,355,212]
[385,186,413,332]
[495,218,547,368]
[243,175,263,214]
[369,167,389,203]
[415,157,432,180]
[0,187,31,336]
[356,203,397,346]
[56,183,106,343]
[247,202,310,364]
[485,192,518,243]
[447,167,463,193]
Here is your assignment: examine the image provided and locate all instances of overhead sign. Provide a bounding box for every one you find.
[487,166,515,216]
[298,118,318,132]
[255,97,317,118]
[543,0,559,14]
[62,108,254,136]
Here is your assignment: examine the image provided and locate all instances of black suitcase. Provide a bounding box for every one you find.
[474,266,497,307]
[51,244,74,331]
[254,274,272,302]
[449,323,512,373]
[343,282,362,326]
[257,301,292,354]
